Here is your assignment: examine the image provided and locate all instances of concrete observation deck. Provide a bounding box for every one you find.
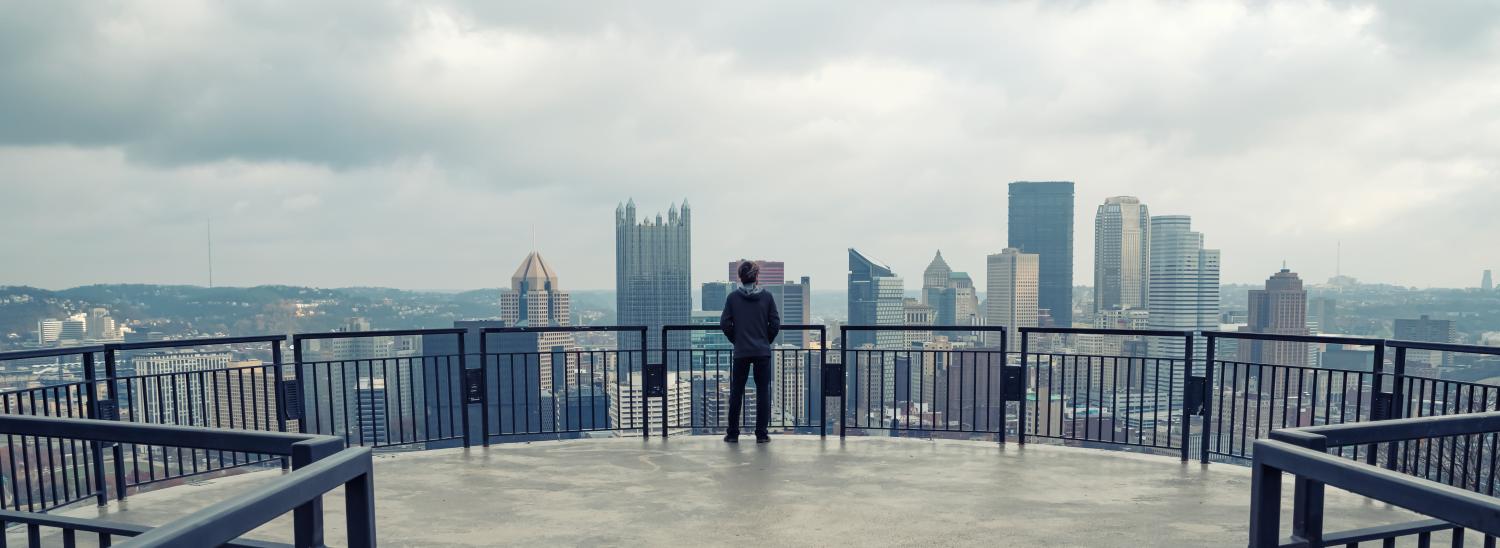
[44,436,1424,547]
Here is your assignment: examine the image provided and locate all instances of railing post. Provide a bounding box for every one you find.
[272,338,290,470]
[641,327,651,439]
[1248,457,1283,547]
[1180,333,1194,462]
[659,328,669,440]
[82,351,108,507]
[344,458,377,548]
[1368,341,1387,466]
[468,332,479,449]
[839,326,848,439]
[1387,345,1408,470]
[293,338,308,435]
[1201,334,1216,464]
[103,345,127,502]
[291,440,336,548]
[1290,436,1327,545]
[1010,327,1020,445]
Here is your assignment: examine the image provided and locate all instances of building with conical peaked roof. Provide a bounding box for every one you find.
[500,251,575,390]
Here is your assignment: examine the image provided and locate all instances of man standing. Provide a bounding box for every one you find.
[719,260,781,443]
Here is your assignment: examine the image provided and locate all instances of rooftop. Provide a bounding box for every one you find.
[41,436,1417,546]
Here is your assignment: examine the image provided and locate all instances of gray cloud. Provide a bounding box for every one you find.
[1,0,1497,291]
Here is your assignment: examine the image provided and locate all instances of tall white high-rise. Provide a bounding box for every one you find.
[986,248,1039,349]
[1094,196,1150,314]
[1147,215,1220,371]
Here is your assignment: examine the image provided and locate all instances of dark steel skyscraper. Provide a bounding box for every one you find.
[616,198,691,353]
[1008,181,1075,327]
[847,248,902,348]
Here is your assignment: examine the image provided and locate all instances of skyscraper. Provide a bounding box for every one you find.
[1147,215,1220,366]
[1094,196,1150,314]
[1484,270,1494,291]
[1009,181,1075,327]
[700,282,732,312]
[1394,315,1457,367]
[922,251,953,302]
[847,248,904,348]
[921,251,980,341]
[728,260,785,286]
[986,248,1039,348]
[36,318,61,345]
[499,251,575,389]
[1239,268,1309,367]
[616,198,692,352]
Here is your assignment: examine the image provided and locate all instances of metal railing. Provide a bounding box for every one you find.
[293,328,468,449]
[104,335,290,499]
[1021,327,1196,458]
[1250,412,1500,547]
[0,414,374,547]
[838,325,1014,441]
[661,324,830,436]
[478,326,649,443]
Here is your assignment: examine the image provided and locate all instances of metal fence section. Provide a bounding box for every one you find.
[1251,413,1500,547]
[1020,327,1195,458]
[292,329,467,450]
[660,324,830,436]
[477,326,649,443]
[0,346,106,511]
[1202,332,1387,464]
[104,335,289,498]
[0,414,374,547]
[838,325,1013,441]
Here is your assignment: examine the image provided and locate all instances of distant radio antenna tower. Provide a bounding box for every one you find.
[207,218,215,288]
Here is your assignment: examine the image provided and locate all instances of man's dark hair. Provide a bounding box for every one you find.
[737,260,759,284]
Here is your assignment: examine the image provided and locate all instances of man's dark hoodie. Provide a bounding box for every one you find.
[719,284,781,358]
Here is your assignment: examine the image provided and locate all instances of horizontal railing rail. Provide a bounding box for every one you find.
[0,346,105,362]
[1251,412,1500,547]
[0,415,373,547]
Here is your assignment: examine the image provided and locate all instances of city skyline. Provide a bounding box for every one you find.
[2,3,1497,292]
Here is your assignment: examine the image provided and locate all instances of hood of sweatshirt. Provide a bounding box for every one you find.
[737,284,763,298]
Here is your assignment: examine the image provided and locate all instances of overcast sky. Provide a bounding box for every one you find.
[2,1,1497,291]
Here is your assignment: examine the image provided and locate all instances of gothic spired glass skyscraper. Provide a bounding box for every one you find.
[616,198,692,353]
[1008,181,1075,327]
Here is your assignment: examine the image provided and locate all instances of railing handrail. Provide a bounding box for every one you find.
[1387,338,1500,356]
[0,345,105,361]
[0,510,287,548]
[1020,327,1192,338]
[123,446,375,548]
[479,325,647,334]
[840,324,1007,332]
[107,335,287,352]
[1251,438,1500,544]
[1202,330,1384,347]
[661,323,825,332]
[1270,410,1500,449]
[0,415,339,456]
[293,328,465,342]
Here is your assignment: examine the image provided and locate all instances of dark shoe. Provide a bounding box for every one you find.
[756,434,771,444]
[723,433,739,443]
